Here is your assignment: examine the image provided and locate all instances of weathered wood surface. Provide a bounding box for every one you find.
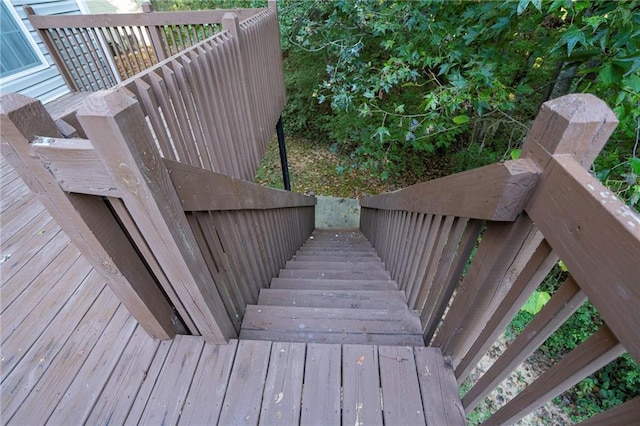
[77,90,235,342]
[360,159,540,221]
[1,93,175,340]
[166,159,315,211]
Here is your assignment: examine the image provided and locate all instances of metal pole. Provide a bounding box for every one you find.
[276,116,291,191]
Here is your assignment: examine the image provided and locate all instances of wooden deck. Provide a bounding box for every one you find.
[0,158,464,424]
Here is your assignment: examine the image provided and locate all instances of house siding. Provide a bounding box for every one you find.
[0,0,81,103]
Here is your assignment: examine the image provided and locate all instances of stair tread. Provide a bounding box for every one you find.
[258,289,407,309]
[242,305,423,335]
[278,269,392,280]
[271,278,398,291]
[292,255,381,263]
[239,330,424,346]
[285,261,386,271]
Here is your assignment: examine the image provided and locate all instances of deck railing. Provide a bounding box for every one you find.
[26,2,269,91]
[360,93,640,424]
[1,2,312,344]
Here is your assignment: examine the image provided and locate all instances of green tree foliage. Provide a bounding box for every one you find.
[281,0,639,196]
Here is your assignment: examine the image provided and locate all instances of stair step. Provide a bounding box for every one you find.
[296,248,378,255]
[278,269,392,280]
[303,242,373,248]
[292,255,381,263]
[240,305,423,346]
[258,289,407,309]
[270,278,397,291]
[239,329,425,346]
[285,261,386,271]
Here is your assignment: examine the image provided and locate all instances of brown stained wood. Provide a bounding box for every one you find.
[423,219,483,342]
[1,247,84,345]
[86,327,161,424]
[342,345,383,425]
[179,340,238,425]
[139,335,205,425]
[300,343,341,425]
[462,276,587,412]
[525,156,640,364]
[1,94,176,340]
[240,330,425,347]
[360,159,540,221]
[258,289,407,310]
[414,347,466,425]
[277,270,392,281]
[166,159,315,211]
[285,261,386,271]
[455,239,557,383]
[46,311,137,424]
[125,339,173,424]
[378,346,427,425]
[31,137,120,197]
[1,224,67,291]
[259,342,306,425]
[0,208,51,261]
[218,340,272,425]
[270,278,396,292]
[242,305,422,336]
[77,90,235,343]
[578,397,640,425]
[4,285,119,422]
[404,214,434,298]
[133,77,175,160]
[433,215,536,366]
[484,326,624,426]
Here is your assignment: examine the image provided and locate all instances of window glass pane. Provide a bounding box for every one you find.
[0,1,42,79]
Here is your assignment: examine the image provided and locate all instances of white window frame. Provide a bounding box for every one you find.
[0,0,49,85]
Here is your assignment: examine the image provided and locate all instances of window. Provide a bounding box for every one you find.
[0,0,47,81]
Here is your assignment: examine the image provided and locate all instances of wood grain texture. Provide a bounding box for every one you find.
[484,326,624,426]
[379,346,427,425]
[342,344,383,425]
[462,276,586,412]
[415,347,465,426]
[300,343,341,425]
[1,93,175,340]
[578,397,640,425]
[77,90,235,342]
[525,156,640,365]
[218,340,272,425]
[360,159,540,221]
[259,342,306,425]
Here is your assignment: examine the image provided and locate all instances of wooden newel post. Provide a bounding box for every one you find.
[0,93,176,340]
[76,90,236,343]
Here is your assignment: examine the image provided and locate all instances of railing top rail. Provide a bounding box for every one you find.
[26,6,266,29]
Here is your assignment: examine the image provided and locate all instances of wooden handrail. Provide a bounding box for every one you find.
[360,93,640,424]
[360,159,540,221]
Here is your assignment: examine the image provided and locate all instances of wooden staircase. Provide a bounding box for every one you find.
[240,230,424,345]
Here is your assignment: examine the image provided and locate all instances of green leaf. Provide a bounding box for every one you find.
[562,27,587,57]
[510,149,522,160]
[630,158,640,175]
[522,291,551,315]
[452,115,470,124]
[395,104,405,114]
[558,260,568,272]
[517,0,531,14]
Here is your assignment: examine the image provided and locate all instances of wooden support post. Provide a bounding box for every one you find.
[141,2,167,61]
[76,89,236,343]
[0,93,176,340]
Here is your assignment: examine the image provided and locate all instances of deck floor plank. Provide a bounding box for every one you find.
[379,345,427,425]
[343,344,383,426]
[44,306,136,425]
[1,230,69,297]
[300,343,341,426]
[1,246,83,343]
[0,270,105,386]
[259,342,306,425]
[4,284,119,423]
[218,340,272,425]
[415,347,466,425]
[0,209,53,260]
[125,339,174,424]
[138,335,205,425]
[86,326,162,425]
[179,339,239,425]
